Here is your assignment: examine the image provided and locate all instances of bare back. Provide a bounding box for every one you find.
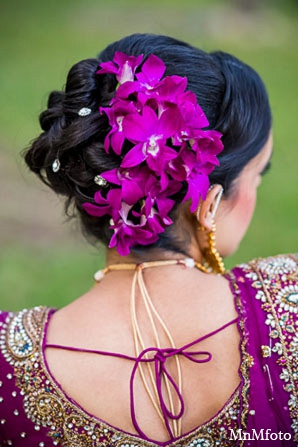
[45,266,241,443]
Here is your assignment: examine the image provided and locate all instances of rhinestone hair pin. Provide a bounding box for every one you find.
[94,175,108,187]
[52,159,60,173]
[78,107,92,117]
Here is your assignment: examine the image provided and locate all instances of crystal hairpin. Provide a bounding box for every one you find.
[52,159,60,173]
[78,107,92,117]
[94,175,108,187]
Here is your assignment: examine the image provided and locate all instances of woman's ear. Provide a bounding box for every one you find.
[196,185,224,231]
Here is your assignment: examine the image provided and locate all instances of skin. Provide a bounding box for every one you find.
[45,134,273,442]
[214,132,273,257]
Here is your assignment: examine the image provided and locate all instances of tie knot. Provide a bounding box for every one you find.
[154,349,168,364]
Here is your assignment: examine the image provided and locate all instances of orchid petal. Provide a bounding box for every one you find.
[82,202,109,217]
[136,54,166,86]
[184,173,210,212]
[121,143,147,167]
[122,107,158,142]
[101,169,121,185]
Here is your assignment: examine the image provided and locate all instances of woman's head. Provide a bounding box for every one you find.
[24,33,272,258]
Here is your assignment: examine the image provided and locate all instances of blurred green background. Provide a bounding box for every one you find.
[0,0,297,311]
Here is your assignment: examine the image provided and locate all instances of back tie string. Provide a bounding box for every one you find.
[102,259,196,437]
[130,345,212,440]
[131,264,184,437]
[46,318,237,442]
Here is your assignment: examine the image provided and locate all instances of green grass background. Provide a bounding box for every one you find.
[0,0,298,311]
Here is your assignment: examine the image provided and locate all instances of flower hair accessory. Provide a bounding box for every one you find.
[83,52,224,255]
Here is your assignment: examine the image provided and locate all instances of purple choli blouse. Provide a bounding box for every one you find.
[0,254,298,446]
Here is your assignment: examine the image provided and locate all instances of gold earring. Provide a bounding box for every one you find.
[202,222,225,275]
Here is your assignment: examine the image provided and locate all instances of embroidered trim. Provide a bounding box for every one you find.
[247,255,298,442]
[226,272,251,447]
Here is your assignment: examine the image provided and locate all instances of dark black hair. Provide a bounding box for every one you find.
[24,33,271,255]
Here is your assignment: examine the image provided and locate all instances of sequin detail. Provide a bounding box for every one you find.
[257,256,297,276]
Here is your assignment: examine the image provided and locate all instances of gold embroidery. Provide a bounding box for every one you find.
[227,274,250,445]
[246,255,298,442]
[261,346,271,358]
[1,306,249,446]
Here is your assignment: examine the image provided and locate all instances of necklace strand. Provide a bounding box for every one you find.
[94,257,208,282]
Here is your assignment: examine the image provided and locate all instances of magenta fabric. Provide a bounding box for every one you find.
[231,266,295,446]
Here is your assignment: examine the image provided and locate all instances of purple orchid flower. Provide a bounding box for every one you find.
[170,92,210,146]
[183,169,210,212]
[101,166,150,205]
[135,54,166,88]
[152,76,188,113]
[82,188,122,219]
[109,202,159,255]
[168,146,212,212]
[141,210,171,235]
[191,130,224,166]
[179,91,210,129]
[121,106,181,174]
[84,51,224,255]
[132,75,187,117]
[143,175,182,219]
[100,100,137,155]
[97,52,143,84]
[115,54,166,102]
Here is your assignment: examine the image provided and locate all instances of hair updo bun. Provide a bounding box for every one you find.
[24,33,271,255]
[24,57,122,245]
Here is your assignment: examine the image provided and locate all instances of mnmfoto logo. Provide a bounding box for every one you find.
[229,429,292,441]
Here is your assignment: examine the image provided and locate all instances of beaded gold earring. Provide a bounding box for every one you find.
[202,222,225,275]
[197,186,225,274]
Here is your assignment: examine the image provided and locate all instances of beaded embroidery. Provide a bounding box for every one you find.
[0,305,250,446]
[227,276,251,431]
[242,254,298,442]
